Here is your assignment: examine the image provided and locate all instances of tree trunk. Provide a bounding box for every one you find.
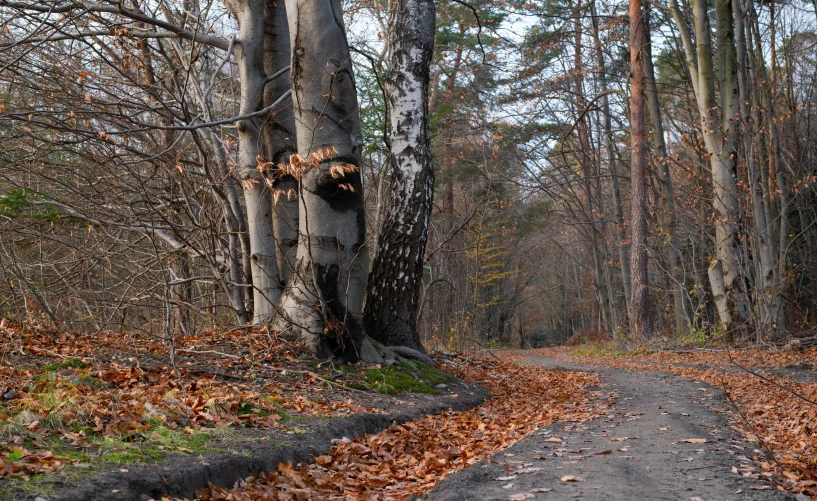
[263,0,299,289]
[629,0,652,338]
[363,0,435,351]
[590,2,632,319]
[643,5,687,336]
[769,1,788,335]
[574,1,613,333]
[669,0,749,335]
[227,0,283,324]
[436,43,463,342]
[274,0,368,360]
[735,0,778,337]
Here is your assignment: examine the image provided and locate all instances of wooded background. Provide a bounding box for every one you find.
[1,0,816,353]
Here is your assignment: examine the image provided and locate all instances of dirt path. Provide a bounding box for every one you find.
[424,356,801,501]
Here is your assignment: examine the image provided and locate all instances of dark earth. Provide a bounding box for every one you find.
[424,355,806,501]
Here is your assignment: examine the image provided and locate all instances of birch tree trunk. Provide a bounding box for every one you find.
[226,0,283,324]
[274,0,369,359]
[363,0,435,351]
[629,0,651,338]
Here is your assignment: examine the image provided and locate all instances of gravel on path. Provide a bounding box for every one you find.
[424,356,801,501]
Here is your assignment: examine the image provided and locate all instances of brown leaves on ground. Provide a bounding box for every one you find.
[0,326,374,479]
[530,346,817,498]
[0,447,70,479]
[195,356,608,501]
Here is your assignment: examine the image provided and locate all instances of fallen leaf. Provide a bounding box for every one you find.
[560,475,584,482]
[683,438,707,444]
[509,493,533,501]
[496,475,518,481]
[595,450,613,455]
[544,437,562,443]
[658,426,670,431]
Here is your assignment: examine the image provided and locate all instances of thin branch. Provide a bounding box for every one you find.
[450,0,486,65]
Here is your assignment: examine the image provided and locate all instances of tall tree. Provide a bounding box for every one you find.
[629,0,651,338]
[262,0,299,291]
[643,5,687,335]
[225,0,283,324]
[273,0,369,359]
[363,0,436,351]
[669,0,749,335]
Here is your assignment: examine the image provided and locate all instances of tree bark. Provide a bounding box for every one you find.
[629,0,652,338]
[363,0,435,351]
[590,2,632,318]
[274,0,368,359]
[226,0,283,324]
[643,5,687,335]
[263,0,299,289]
[669,0,749,335]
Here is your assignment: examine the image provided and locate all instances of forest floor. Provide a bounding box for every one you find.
[2,329,816,500]
[0,326,488,499]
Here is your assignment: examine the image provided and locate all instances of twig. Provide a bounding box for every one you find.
[178,348,243,359]
[725,346,817,407]
[718,376,784,472]
[450,0,486,65]
[178,347,371,394]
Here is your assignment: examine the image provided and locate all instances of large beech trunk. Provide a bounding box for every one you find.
[273,0,368,359]
[226,0,283,324]
[363,0,435,351]
[628,0,651,338]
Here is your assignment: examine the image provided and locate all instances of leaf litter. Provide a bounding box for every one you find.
[192,355,608,500]
[0,326,392,480]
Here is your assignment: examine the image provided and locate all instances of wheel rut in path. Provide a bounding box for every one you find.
[424,356,800,501]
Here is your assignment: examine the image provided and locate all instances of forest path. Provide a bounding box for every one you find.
[423,355,800,501]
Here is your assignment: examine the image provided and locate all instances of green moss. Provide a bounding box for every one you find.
[81,424,236,465]
[363,361,452,395]
[102,449,164,464]
[42,358,88,371]
[237,401,276,417]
